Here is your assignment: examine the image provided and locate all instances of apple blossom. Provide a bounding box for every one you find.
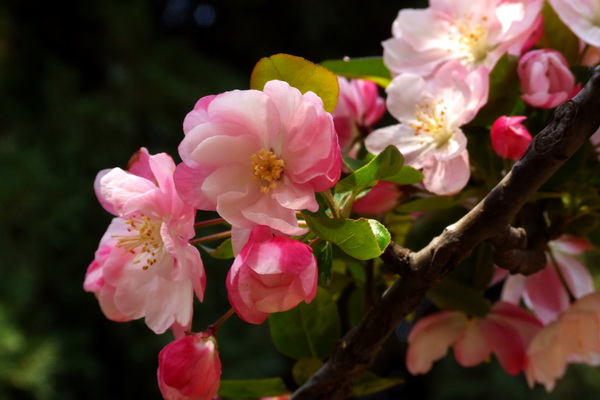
[226,225,318,324]
[383,0,543,77]
[365,61,488,195]
[518,49,581,109]
[501,235,594,324]
[549,0,600,47]
[332,77,385,151]
[84,148,205,334]
[158,332,221,400]
[406,301,542,375]
[526,292,600,391]
[490,116,532,160]
[174,80,342,236]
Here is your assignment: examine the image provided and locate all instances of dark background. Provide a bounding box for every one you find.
[1,0,599,399]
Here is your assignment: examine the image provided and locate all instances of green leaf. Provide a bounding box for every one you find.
[302,214,391,260]
[312,240,333,286]
[385,165,424,185]
[335,146,404,194]
[292,358,323,386]
[218,378,288,398]
[268,288,341,360]
[250,53,339,112]
[538,2,580,65]
[204,238,234,259]
[427,279,491,318]
[320,57,392,88]
[352,372,404,397]
[342,154,368,172]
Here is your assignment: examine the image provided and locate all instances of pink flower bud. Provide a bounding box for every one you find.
[157,333,221,400]
[226,225,318,324]
[333,77,385,150]
[518,49,581,108]
[351,181,402,216]
[490,116,532,160]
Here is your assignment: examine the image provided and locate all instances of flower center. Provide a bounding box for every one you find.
[251,149,285,193]
[114,213,163,270]
[409,98,453,148]
[448,13,490,64]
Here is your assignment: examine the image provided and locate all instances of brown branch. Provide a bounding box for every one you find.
[290,66,600,400]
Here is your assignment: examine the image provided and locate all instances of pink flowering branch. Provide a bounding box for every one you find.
[290,65,600,400]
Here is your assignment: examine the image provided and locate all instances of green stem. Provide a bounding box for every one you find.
[189,230,232,245]
[321,189,342,219]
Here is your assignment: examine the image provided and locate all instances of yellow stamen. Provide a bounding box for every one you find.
[412,98,453,148]
[251,149,285,193]
[113,213,163,270]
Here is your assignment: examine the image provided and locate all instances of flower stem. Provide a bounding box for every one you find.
[194,218,229,229]
[207,308,236,336]
[321,189,342,219]
[189,230,232,245]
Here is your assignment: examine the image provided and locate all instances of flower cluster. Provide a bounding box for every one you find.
[85,0,600,397]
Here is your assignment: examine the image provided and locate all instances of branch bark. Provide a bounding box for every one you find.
[290,66,600,400]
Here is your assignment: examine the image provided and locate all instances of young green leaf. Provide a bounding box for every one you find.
[335,146,404,194]
[302,214,391,260]
[268,288,341,360]
[312,240,333,286]
[320,57,392,88]
[250,53,339,112]
[385,165,424,185]
[203,238,234,259]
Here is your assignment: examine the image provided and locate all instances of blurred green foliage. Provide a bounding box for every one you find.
[1,0,599,399]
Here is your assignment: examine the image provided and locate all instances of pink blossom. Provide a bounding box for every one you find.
[501,235,594,325]
[158,332,221,400]
[84,148,205,334]
[365,61,488,195]
[174,80,342,236]
[332,77,385,151]
[518,49,582,109]
[351,181,402,216]
[549,0,600,47]
[383,0,543,77]
[526,292,600,391]
[226,225,318,324]
[406,301,543,375]
[490,116,532,160]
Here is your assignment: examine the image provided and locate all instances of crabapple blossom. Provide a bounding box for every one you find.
[158,332,221,400]
[383,0,543,77]
[174,80,341,236]
[526,292,600,391]
[501,235,594,325]
[332,77,385,151]
[549,0,600,47]
[365,61,488,195]
[490,116,532,160]
[518,49,581,109]
[84,148,205,334]
[226,225,318,324]
[406,301,543,375]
